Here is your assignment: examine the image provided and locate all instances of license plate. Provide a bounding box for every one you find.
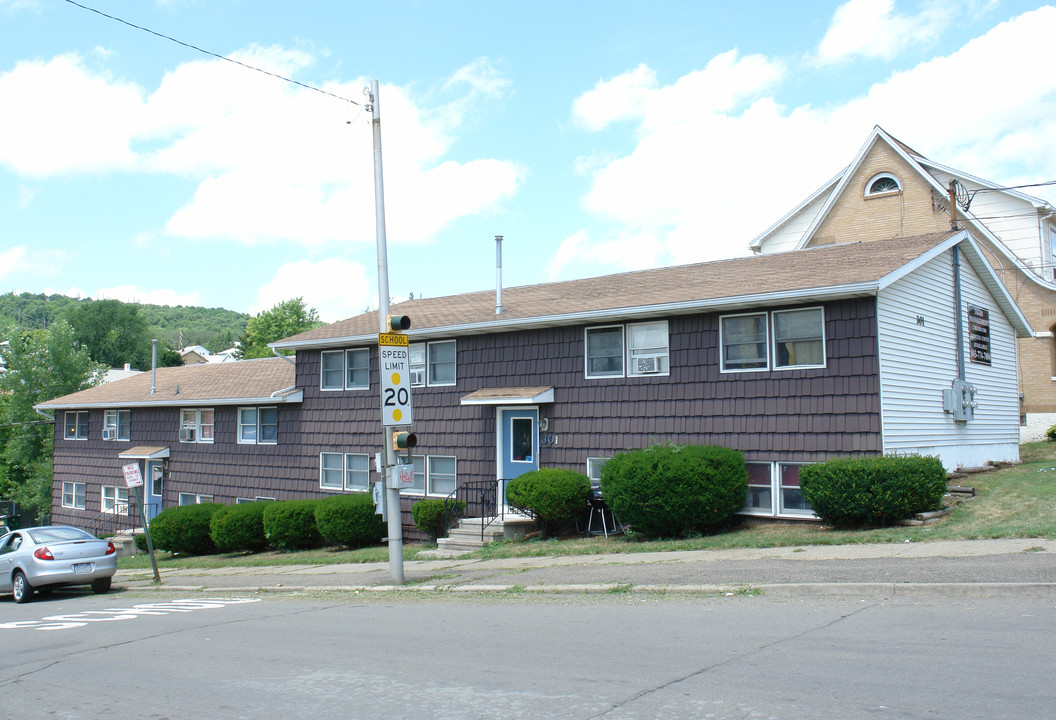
[73,563,93,574]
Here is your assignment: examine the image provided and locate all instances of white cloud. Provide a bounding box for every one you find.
[0,245,71,279]
[93,285,202,307]
[0,245,28,280]
[0,49,520,248]
[252,258,372,322]
[814,0,953,66]
[560,6,1056,276]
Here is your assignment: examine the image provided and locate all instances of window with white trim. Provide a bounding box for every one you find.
[720,313,768,372]
[237,496,276,504]
[62,481,86,510]
[865,172,901,196]
[321,348,371,391]
[179,409,214,443]
[586,457,609,488]
[102,409,130,441]
[772,308,825,368]
[742,462,773,514]
[101,485,129,514]
[428,456,456,495]
[179,493,214,506]
[778,463,813,516]
[238,407,278,445]
[320,452,371,492]
[585,321,669,378]
[409,341,456,387]
[401,454,457,496]
[64,411,89,440]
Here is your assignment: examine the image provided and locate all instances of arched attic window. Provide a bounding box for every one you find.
[865,172,901,196]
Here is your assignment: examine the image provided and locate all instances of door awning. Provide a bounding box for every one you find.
[119,446,171,460]
[460,386,555,406]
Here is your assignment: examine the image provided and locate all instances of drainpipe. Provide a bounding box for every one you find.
[270,385,297,397]
[271,346,295,365]
[495,234,503,315]
[150,339,157,394]
[952,245,966,382]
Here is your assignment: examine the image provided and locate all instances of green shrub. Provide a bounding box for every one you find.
[263,499,322,551]
[314,494,387,548]
[134,533,148,553]
[601,443,747,538]
[506,468,591,537]
[411,498,467,542]
[1046,424,1056,441]
[147,503,224,555]
[210,502,269,553]
[799,455,947,528]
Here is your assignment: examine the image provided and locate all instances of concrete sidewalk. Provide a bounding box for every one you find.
[115,538,1056,598]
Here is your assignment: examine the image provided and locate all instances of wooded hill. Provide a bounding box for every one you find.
[0,292,249,355]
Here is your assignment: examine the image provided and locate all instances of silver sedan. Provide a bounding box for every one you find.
[0,526,118,603]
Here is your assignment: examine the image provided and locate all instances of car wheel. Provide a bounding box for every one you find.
[90,577,112,594]
[12,570,34,604]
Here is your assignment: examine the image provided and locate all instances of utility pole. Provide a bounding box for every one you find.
[368,79,405,584]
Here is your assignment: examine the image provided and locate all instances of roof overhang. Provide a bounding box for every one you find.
[119,446,170,460]
[461,386,555,406]
[36,390,303,412]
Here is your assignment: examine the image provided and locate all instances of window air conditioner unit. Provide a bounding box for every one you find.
[179,427,196,442]
[410,369,425,385]
[635,356,661,374]
[102,429,117,441]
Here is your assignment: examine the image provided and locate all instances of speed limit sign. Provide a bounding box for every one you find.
[379,332,413,426]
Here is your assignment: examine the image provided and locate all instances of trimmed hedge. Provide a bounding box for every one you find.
[210,502,269,553]
[506,468,591,537]
[263,499,322,551]
[315,494,387,548]
[411,498,467,542]
[148,503,224,555]
[601,443,747,538]
[799,455,947,527]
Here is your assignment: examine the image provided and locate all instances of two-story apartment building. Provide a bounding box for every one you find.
[39,230,1029,533]
[750,126,1056,439]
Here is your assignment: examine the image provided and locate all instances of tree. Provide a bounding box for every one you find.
[64,299,150,369]
[158,347,184,367]
[240,298,323,359]
[0,321,105,518]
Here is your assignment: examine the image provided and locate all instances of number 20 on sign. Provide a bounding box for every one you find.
[379,332,413,426]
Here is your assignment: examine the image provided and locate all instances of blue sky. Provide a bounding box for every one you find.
[3,0,1056,322]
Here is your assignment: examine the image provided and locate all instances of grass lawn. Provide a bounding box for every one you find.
[118,441,1056,571]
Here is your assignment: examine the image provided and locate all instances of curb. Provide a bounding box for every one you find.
[115,581,1056,599]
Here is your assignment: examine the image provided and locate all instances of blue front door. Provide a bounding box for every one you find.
[145,461,164,523]
[500,408,538,503]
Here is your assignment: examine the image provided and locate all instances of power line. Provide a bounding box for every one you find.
[62,0,363,107]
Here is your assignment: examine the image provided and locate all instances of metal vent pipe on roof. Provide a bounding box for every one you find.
[150,339,157,395]
[495,234,503,315]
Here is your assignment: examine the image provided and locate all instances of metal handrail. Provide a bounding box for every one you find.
[455,480,504,543]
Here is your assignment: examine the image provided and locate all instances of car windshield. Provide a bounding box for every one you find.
[28,527,95,543]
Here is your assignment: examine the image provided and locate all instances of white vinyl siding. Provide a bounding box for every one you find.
[755,192,831,254]
[877,248,1021,469]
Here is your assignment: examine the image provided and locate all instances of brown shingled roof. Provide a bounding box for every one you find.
[37,357,297,409]
[275,232,957,347]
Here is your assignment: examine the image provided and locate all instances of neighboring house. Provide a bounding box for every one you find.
[208,343,241,363]
[750,126,1056,440]
[180,345,211,365]
[103,364,143,384]
[38,358,302,530]
[37,231,1030,529]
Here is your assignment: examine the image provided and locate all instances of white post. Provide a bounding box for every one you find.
[370,79,404,584]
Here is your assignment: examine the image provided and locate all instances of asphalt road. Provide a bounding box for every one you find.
[2,591,1054,719]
